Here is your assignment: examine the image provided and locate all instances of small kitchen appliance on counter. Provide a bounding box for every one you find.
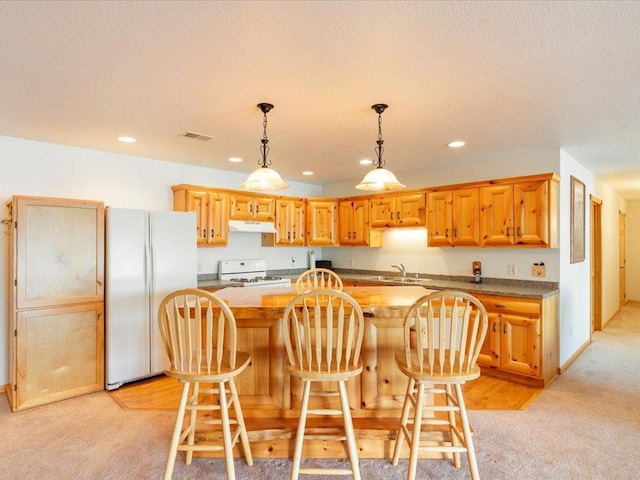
[315,260,333,270]
[218,259,292,287]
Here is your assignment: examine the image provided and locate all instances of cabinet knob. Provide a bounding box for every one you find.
[445,228,449,238]
[492,322,497,332]
[503,323,507,334]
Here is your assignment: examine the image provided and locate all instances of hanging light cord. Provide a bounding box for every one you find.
[259,109,271,168]
[374,110,386,169]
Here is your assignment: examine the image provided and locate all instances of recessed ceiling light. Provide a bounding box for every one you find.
[302,171,314,176]
[118,136,136,143]
[359,158,372,165]
[229,157,242,163]
[447,140,466,148]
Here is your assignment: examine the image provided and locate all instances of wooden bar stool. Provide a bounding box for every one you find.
[283,288,365,479]
[158,288,253,480]
[295,268,344,292]
[391,291,488,480]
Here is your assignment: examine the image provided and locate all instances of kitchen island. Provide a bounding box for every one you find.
[211,285,430,459]
[198,284,557,458]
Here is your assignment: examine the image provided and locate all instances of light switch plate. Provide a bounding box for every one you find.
[532,264,546,277]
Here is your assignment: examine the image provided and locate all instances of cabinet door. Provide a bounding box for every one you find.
[290,199,306,246]
[274,199,293,246]
[396,193,426,226]
[452,188,480,246]
[15,197,104,309]
[229,193,256,221]
[500,313,541,377]
[480,184,514,246]
[338,200,355,245]
[307,199,337,246]
[514,180,549,246]
[477,312,501,368]
[206,193,229,246]
[370,196,396,228]
[427,191,453,246]
[185,191,209,245]
[14,303,104,411]
[253,196,276,222]
[351,199,372,246]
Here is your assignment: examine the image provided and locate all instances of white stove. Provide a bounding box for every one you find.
[219,259,292,288]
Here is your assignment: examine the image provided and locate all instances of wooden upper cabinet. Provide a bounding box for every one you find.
[426,190,453,246]
[480,184,514,246]
[265,198,306,246]
[230,192,275,222]
[480,177,558,248]
[173,188,229,247]
[514,179,556,247]
[427,188,479,247]
[338,199,381,247]
[370,193,426,228]
[306,198,338,246]
[452,188,480,246]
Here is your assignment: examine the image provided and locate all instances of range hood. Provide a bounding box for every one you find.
[228,220,277,233]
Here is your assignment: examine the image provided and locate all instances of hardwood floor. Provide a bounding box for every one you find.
[107,373,542,459]
[108,372,542,412]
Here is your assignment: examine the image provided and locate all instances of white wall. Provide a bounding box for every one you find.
[558,151,596,365]
[626,200,640,301]
[0,135,321,386]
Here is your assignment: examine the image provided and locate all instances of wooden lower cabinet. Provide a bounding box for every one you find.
[475,293,558,387]
[12,303,104,411]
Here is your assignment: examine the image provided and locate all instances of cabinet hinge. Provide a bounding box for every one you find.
[14,329,17,337]
[14,279,17,287]
[14,221,17,229]
[14,384,17,392]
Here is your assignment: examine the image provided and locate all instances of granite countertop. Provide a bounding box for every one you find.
[336,273,558,299]
[198,269,558,299]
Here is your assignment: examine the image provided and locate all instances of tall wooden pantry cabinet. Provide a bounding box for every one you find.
[5,196,105,412]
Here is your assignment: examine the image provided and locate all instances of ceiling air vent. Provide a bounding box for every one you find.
[181,131,215,141]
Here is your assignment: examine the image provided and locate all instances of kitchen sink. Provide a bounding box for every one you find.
[366,276,430,283]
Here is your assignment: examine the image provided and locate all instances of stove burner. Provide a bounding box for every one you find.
[230,276,284,283]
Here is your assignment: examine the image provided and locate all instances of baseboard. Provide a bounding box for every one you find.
[0,384,6,394]
[558,338,591,374]
[602,308,620,329]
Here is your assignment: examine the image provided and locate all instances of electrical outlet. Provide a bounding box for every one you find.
[532,264,546,277]
[348,258,355,268]
[507,264,517,276]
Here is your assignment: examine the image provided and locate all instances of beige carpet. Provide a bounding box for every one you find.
[2,301,639,479]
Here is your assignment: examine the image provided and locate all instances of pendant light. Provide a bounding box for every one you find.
[355,104,405,191]
[241,103,289,191]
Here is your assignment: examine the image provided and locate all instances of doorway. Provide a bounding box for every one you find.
[590,196,602,332]
[619,211,627,309]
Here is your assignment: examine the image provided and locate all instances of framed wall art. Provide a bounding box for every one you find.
[570,175,585,263]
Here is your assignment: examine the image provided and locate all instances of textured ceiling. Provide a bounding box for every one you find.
[1,1,640,198]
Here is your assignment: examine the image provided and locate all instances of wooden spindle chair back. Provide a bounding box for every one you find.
[283,288,364,376]
[158,288,238,378]
[295,268,344,293]
[404,291,488,380]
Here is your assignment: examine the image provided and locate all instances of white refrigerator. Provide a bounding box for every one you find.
[105,207,197,390]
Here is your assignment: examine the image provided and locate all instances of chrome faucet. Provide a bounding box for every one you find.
[391,263,406,278]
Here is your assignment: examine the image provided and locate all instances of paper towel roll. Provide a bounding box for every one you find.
[309,250,316,268]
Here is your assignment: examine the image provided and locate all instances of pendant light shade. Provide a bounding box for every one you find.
[241,103,289,191]
[356,104,405,191]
